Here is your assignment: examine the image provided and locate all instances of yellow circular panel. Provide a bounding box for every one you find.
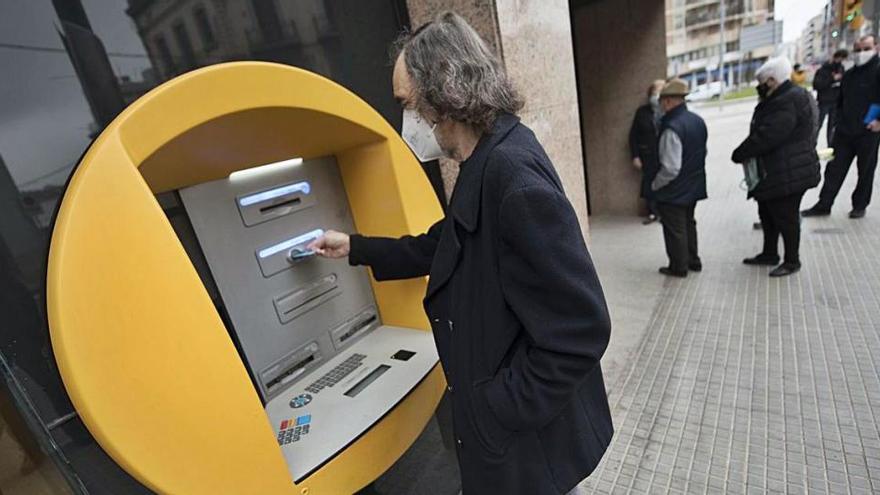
[48,62,444,494]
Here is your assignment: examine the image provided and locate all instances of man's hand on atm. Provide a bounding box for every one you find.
[308,230,351,259]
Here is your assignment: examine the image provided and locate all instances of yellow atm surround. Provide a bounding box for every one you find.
[47,62,446,494]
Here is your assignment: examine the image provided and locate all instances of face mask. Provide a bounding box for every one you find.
[855,49,876,67]
[757,82,770,100]
[401,108,444,162]
[650,94,660,109]
[843,59,855,71]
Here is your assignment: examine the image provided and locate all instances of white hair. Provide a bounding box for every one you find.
[756,57,793,84]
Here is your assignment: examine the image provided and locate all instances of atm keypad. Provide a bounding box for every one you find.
[304,353,366,394]
[277,414,312,445]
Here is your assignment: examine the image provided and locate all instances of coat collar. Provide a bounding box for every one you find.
[448,113,521,232]
[661,102,688,124]
[756,80,794,109]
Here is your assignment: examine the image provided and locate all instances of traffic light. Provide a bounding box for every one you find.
[843,0,864,28]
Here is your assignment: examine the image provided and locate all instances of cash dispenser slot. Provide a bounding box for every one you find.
[331,309,379,350]
[237,181,315,226]
[262,342,322,396]
[274,274,340,324]
[256,229,324,277]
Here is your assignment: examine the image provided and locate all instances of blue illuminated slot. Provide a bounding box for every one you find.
[259,229,325,259]
[239,181,311,207]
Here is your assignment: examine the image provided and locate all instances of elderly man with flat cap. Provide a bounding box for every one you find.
[652,79,709,278]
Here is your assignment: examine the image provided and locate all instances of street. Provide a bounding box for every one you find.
[580,97,880,494]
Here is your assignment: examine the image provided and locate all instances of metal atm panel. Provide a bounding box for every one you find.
[179,157,378,402]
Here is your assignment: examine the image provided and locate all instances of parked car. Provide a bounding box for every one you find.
[687,81,725,101]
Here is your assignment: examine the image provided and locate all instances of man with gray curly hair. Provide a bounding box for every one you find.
[309,11,613,494]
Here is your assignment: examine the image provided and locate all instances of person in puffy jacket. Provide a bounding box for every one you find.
[732,57,820,277]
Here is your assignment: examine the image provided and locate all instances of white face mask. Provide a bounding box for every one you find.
[855,49,876,67]
[650,94,660,108]
[401,108,444,162]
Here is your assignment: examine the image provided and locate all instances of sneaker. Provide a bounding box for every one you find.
[769,262,801,277]
[752,222,762,230]
[659,267,688,278]
[849,209,866,219]
[801,205,831,217]
[743,254,780,266]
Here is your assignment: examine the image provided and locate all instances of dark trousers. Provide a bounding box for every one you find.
[758,192,805,265]
[818,133,880,210]
[647,199,660,218]
[817,103,837,146]
[657,202,699,272]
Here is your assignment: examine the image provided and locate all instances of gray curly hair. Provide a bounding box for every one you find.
[392,12,524,132]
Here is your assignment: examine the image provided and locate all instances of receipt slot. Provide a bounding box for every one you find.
[47,63,446,494]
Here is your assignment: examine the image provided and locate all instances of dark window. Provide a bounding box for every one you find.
[172,21,197,69]
[155,35,176,75]
[251,0,283,43]
[193,6,217,50]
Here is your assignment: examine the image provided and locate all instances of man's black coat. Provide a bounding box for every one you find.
[350,114,613,494]
[629,103,661,199]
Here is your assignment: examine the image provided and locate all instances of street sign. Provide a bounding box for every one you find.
[740,21,784,53]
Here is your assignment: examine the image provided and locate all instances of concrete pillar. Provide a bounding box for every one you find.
[494,0,588,237]
[571,0,667,216]
[405,0,589,235]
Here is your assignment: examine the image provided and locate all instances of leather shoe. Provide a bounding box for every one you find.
[689,261,702,272]
[659,267,688,278]
[769,262,801,277]
[801,206,831,217]
[849,209,866,219]
[743,254,780,266]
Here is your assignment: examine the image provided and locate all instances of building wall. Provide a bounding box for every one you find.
[573,0,668,216]
[406,0,589,234]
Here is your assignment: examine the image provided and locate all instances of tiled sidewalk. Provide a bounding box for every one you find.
[578,101,880,494]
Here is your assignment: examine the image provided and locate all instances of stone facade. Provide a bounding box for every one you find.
[572,0,667,216]
[405,0,590,234]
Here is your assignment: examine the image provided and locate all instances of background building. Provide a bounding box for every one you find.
[794,0,877,66]
[666,0,778,86]
[799,12,825,64]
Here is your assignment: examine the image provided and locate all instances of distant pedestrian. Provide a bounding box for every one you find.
[812,49,849,146]
[629,79,666,225]
[791,64,808,87]
[803,35,880,219]
[652,79,708,278]
[732,57,820,277]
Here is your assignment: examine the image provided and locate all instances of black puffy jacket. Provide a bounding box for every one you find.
[731,81,821,201]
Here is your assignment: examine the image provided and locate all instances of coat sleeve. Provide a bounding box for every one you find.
[348,219,443,281]
[731,100,797,163]
[652,129,683,191]
[629,110,641,160]
[481,183,611,432]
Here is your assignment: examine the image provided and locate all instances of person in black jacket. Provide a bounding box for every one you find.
[732,57,820,277]
[652,79,708,278]
[812,49,849,146]
[629,80,666,224]
[803,35,880,219]
[309,13,613,495]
